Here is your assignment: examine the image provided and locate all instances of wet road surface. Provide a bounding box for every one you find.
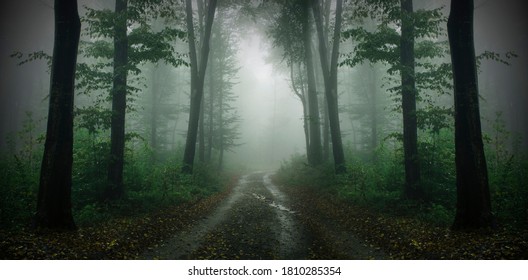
[142,172,384,260]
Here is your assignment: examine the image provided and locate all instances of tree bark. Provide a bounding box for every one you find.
[150,66,159,163]
[448,0,494,229]
[369,65,378,161]
[182,0,218,174]
[290,62,310,159]
[218,78,224,171]
[206,52,215,162]
[302,3,323,166]
[400,0,422,199]
[34,0,81,230]
[198,95,205,162]
[106,0,128,200]
[312,0,346,174]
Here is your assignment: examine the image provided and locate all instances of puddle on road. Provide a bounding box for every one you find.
[262,173,304,259]
[251,192,296,214]
[142,172,306,259]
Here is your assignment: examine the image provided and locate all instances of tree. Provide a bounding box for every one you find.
[106,0,129,200]
[77,0,185,199]
[34,0,81,230]
[448,0,494,229]
[302,2,324,166]
[181,0,218,174]
[312,0,347,173]
[342,0,451,196]
[205,9,241,169]
[269,0,324,166]
[400,0,422,199]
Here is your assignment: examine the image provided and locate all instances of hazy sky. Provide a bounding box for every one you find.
[230,33,305,170]
[0,0,527,158]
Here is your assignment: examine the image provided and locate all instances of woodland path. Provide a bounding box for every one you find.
[142,172,385,260]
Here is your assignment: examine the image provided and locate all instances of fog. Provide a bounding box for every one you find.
[0,0,527,171]
[232,33,305,170]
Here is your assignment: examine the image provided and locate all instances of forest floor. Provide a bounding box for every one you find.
[1,172,527,259]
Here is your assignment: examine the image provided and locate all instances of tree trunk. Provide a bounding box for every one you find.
[206,53,215,162]
[369,65,378,161]
[34,0,80,230]
[302,4,323,166]
[182,0,218,174]
[198,95,205,162]
[106,0,128,200]
[448,0,494,230]
[400,0,422,199]
[218,79,224,171]
[322,93,330,162]
[290,62,310,159]
[150,66,159,163]
[312,0,346,174]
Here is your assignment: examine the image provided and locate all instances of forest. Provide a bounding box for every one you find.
[0,0,527,260]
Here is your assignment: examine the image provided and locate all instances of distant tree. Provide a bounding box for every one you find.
[205,9,241,169]
[312,0,346,173]
[182,0,218,174]
[448,0,494,229]
[268,0,323,166]
[34,0,81,230]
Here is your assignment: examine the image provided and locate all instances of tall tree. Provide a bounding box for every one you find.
[268,0,322,165]
[34,0,81,230]
[312,0,347,173]
[448,0,494,229]
[400,0,422,199]
[204,10,240,167]
[182,0,218,174]
[78,0,184,198]
[106,0,129,200]
[343,0,451,194]
[302,1,323,166]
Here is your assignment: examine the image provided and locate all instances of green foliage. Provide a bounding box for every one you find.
[476,50,518,69]
[0,154,39,229]
[9,51,52,70]
[71,138,226,227]
[484,112,528,228]
[0,112,43,229]
[418,129,456,207]
[342,0,453,135]
[275,154,335,190]
[277,124,527,229]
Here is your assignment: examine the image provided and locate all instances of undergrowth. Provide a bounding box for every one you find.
[275,128,528,229]
[0,128,229,230]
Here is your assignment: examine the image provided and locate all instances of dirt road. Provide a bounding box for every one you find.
[142,172,384,260]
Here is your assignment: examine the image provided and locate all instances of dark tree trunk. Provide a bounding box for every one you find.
[369,66,378,161]
[218,80,224,171]
[302,4,323,166]
[198,96,205,162]
[150,66,159,163]
[34,0,81,230]
[322,93,330,162]
[448,0,494,230]
[106,0,128,200]
[206,54,215,162]
[290,62,310,159]
[312,0,346,174]
[182,0,218,174]
[400,0,422,199]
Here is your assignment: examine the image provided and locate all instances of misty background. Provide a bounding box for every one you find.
[1,0,526,170]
